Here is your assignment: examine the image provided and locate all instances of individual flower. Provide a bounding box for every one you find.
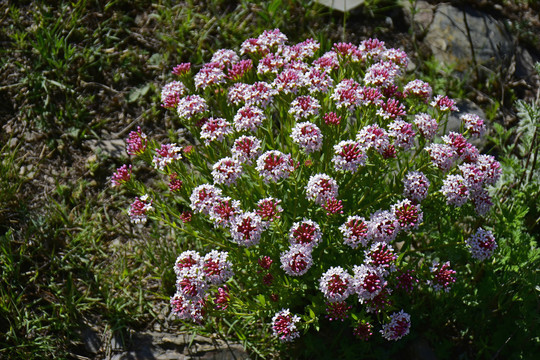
[367,210,400,243]
[380,310,411,341]
[431,95,459,112]
[209,197,242,228]
[352,264,387,301]
[174,250,201,277]
[319,266,353,302]
[340,215,369,249]
[256,150,294,183]
[441,174,469,207]
[161,81,186,108]
[289,219,322,249]
[200,117,233,145]
[129,194,153,225]
[466,227,498,260]
[194,62,226,90]
[428,261,456,292]
[391,199,423,230]
[305,173,338,205]
[152,143,182,170]
[126,126,147,156]
[290,122,323,153]
[170,292,206,323]
[388,119,415,150]
[231,135,262,164]
[403,171,430,202]
[356,124,390,155]
[425,143,457,172]
[230,211,264,247]
[111,164,132,187]
[326,301,352,322]
[233,105,266,132]
[280,244,313,276]
[212,157,244,186]
[256,197,283,223]
[377,98,406,120]
[190,184,223,215]
[271,309,301,342]
[169,173,183,192]
[201,250,234,285]
[330,78,360,110]
[177,95,208,120]
[413,113,438,140]
[364,243,397,274]
[460,113,486,138]
[172,63,191,76]
[289,95,320,119]
[332,140,367,173]
[403,79,432,102]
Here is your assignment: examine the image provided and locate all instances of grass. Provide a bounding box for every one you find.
[0,0,539,358]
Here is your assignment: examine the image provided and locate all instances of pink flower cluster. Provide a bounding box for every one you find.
[171,250,233,322]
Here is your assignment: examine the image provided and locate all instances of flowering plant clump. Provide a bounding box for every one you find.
[113,29,501,348]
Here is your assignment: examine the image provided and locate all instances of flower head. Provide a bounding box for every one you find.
[230,212,264,247]
[429,261,456,292]
[233,105,266,133]
[161,81,186,108]
[190,184,223,215]
[367,210,400,243]
[129,194,153,225]
[403,171,430,202]
[177,95,208,120]
[289,219,322,249]
[202,250,234,285]
[391,199,423,230]
[111,164,132,187]
[340,215,369,249]
[320,266,353,302]
[256,150,294,183]
[431,95,459,112]
[414,113,438,140]
[289,95,320,119]
[332,140,366,173]
[380,310,411,341]
[280,244,313,276]
[256,197,283,223]
[291,122,323,153]
[466,228,497,260]
[152,143,182,170]
[126,126,147,156]
[353,264,387,301]
[305,173,338,205]
[231,135,261,164]
[212,157,244,186]
[271,309,301,342]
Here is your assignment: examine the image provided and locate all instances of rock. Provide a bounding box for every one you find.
[423,4,513,74]
[80,324,102,354]
[86,139,126,159]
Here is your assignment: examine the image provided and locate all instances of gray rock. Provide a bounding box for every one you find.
[86,139,126,159]
[423,4,513,73]
[80,324,102,354]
